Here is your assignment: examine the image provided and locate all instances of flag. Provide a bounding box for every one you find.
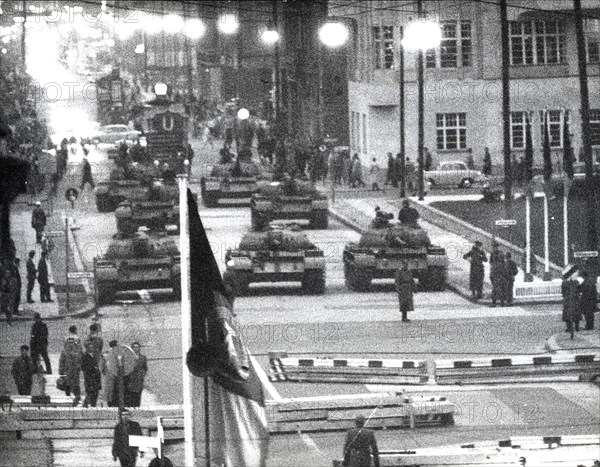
[542,110,553,182]
[185,189,269,466]
[524,112,534,184]
[562,110,574,180]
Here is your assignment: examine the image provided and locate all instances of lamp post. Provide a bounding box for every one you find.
[262,1,281,141]
[399,25,406,198]
[401,2,441,201]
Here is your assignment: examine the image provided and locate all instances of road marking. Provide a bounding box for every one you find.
[300,433,322,453]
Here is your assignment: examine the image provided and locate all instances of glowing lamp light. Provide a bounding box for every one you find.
[143,14,163,35]
[237,108,250,120]
[2,36,10,44]
[163,14,184,34]
[261,29,279,44]
[1,48,7,54]
[218,14,239,34]
[184,18,206,40]
[134,43,145,54]
[319,22,349,48]
[116,22,135,40]
[401,20,442,50]
[154,82,168,96]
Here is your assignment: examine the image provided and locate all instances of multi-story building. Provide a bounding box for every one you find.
[331,0,600,171]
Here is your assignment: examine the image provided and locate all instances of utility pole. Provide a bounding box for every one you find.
[273,0,283,139]
[500,0,512,207]
[416,0,425,201]
[21,0,27,70]
[399,25,406,198]
[574,0,599,250]
[183,2,193,101]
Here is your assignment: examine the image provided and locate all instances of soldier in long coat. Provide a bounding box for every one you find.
[395,261,416,322]
[578,271,596,331]
[342,415,380,467]
[37,251,52,302]
[31,201,46,244]
[463,241,487,299]
[562,277,581,337]
[59,327,83,404]
[489,245,506,306]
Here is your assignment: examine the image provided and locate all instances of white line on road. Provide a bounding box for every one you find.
[300,433,322,453]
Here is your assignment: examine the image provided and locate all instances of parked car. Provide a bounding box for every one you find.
[86,124,140,146]
[424,160,485,188]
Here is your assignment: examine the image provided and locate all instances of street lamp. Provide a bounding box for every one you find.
[184,18,206,40]
[401,4,441,201]
[217,13,239,35]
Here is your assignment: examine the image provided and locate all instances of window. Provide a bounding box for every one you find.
[426,21,471,69]
[510,20,566,65]
[510,112,529,149]
[373,26,394,69]
[539,110,568,148]
[587,38,600,63]
[590,110,600,146]
[436,113,467,150]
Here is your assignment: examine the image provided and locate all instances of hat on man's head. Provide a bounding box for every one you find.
[354,414,366,427]
[120,409,132,416]
[35,201,41,206]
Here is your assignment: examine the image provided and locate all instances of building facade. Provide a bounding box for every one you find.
[332,0,600,171]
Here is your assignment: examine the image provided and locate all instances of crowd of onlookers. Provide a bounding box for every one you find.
[11,317,149,408]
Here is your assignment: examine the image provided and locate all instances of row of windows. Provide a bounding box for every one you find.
[351,111,368,155]
[433,111,600,151]
[372,20,599,70]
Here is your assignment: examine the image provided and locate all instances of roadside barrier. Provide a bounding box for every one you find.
[269,353,429,385]
[513,280,563,302]
[435,352,600,385]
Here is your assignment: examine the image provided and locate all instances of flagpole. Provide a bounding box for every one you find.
[563,182,569,266]
[542,110,551,281]
[525,192,533,281]
[178,174,195,467]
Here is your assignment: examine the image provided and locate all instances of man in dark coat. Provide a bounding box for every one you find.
[31,201,46,243]
[112,410,143,467]
[578,271,597,331]
[30,312,51,374]
[37,251,52,302]
[125,341,148,408]
[80,154,95,190]
[398,199,419,226]
[11,257,21,315]
[562,277,581,337]
[342,414,380,467]
[82,341,101,407]
[489,244,506,307]
[503,252,518,305]
[26,250,37,303]
[463,241,487,299]
[12,345,35,395]
[395,261,416,322]
[385,152,396,187]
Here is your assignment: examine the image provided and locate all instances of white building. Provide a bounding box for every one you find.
[332,0,600,171]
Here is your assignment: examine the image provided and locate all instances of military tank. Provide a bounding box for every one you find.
[250,177,328,230]
[224,226,326,295]
[93,231,181,305]
[201,158,269,208]
[114,199,179,234]
[343,220,448,291]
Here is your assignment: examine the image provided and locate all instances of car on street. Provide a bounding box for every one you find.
[424,160,485,188]
[86,124,140,146]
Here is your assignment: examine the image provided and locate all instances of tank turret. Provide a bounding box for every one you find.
[224,226,325,295]
[201,159,268,208]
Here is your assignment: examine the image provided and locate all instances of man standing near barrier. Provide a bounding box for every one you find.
[37,251,52,302]
[463,241,487,300]
[30,312,51,374]
[26,250,37,303]
[395,261,416,322]
[342,414,380,467]
[112,409,143,467]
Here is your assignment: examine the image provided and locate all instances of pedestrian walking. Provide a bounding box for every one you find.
[463,241,487,300]
[395,261,416,322]
[26,250,37,303]
[405,158,416,194]
[489,244,507,307]
[351,154,365,188]
[12,345,35,395]
[578,271,597,330]
[102,340,119,407]
[82,342,102,407]
[385,152,397,187]
[112,409,143,467]
[31,201,46,243]
[562,276,581,337]
[343,152,353,186]
[30,312,52,374]
[125,342,148,407]
[84,323,104,367]
[37,251,52,302]
[59,325,83,405]
[11,258,21,315]
[80,153,95,190]
[503,252,518,305]
[342,414,380,467]
[368,157,382,191]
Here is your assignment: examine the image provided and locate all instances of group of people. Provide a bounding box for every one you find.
[11,318,149,409]
[562,271,597,334]
[463,241,518,306]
